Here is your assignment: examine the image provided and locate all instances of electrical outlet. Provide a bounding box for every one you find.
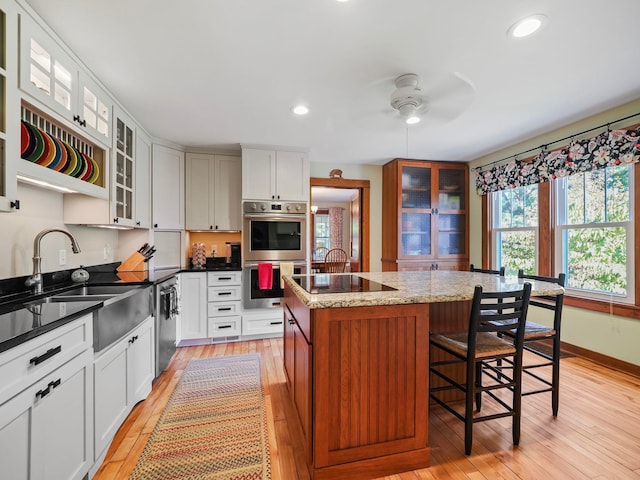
[212,244,218,256]
[59,249,67,266]
[103,247,109,260]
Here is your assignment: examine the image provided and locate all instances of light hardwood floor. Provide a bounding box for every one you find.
[93,338,640,480]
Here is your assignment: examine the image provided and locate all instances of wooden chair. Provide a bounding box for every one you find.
[470,264,505,276]
[323,248,348,273]
[498,271,566,416]
[429,282,532,455]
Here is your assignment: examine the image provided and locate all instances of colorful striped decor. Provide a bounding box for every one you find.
[20,120,100,184]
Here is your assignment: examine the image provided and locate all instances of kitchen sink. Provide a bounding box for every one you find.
[22,284,153,352]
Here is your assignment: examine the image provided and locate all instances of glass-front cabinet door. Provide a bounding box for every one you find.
[113,110,135,226]
[436,167,467,256]
[400,164,433,258]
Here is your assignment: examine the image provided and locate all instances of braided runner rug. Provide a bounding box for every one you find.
[129,354,271,480]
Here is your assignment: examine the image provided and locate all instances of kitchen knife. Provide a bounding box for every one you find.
[138,243,149,253]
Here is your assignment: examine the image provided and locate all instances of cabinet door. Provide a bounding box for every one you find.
[135,130,152,228]
[94,340,128,461]
[113,107,136,226]
[242,148,275,200]
[400,164,433,259]
[293,323,312,461]
[283,306,295,390]
[127,317,154,404]
[0,387,31,479]
[275,150,308,201]
[31,350,93,480]
[19,13,78,121]
[78,71,112,143]
[152,144,184,230]
[214,155,242,230]
[0,3,18,212]
[179,272,207,340]
[435,166,467,258]
[185,153,214,230]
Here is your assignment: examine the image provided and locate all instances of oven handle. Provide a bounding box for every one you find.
[244,262,307,268]
[243,214,306,220]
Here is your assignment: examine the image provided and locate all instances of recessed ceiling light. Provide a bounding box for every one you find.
[292,105,309,116]
[508,14,547,38]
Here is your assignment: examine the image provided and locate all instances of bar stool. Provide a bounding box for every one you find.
[500,271,566,416]
[429,283,532,455]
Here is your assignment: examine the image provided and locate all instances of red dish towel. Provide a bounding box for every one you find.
[258,263,273,290]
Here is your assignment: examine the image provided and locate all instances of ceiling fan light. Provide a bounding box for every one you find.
[405,115,421,125]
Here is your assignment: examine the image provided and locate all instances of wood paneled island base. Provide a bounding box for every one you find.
[284,289,431,479]
[283,271,564,479]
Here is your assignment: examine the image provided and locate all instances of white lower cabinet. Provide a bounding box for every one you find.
[208,272,242,338]
[179,272,208,340]
[242,307,285,337]
[0,314,94,480]
[92,316,154,470]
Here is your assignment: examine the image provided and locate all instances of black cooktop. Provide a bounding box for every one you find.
[298,274,396,295]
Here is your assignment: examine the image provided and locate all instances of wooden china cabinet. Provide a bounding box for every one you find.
[382,158,469,271]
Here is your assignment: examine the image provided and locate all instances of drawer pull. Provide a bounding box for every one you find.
[218,292,232,296]
[128,335,139,344]
[35,378,62,400]
[218,307,232,311]
[218,277,232,281]
[271,301,281,307]
[270,321,283,325]
[30,345,62,366]
[218,325,232,329]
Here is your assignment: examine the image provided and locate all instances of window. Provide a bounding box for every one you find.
[555,165,634,302]
[491,184,538,275]
[313,212,331,259]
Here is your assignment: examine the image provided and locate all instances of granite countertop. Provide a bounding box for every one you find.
[284,271,565,309]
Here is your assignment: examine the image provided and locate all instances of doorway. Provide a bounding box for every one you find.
[310,177,370,272]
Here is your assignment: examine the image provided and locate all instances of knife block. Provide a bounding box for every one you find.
[117,252,148,272]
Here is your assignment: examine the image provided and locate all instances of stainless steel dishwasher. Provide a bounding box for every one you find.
[154,275,179,377]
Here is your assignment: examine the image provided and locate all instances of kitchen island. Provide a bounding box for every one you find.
[283,271,564,480]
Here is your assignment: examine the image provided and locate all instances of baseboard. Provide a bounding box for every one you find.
[561,341,640,378]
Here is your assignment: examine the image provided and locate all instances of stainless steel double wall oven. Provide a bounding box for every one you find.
[242,201,307,309]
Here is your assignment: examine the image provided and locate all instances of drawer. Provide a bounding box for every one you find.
[0,314,92,404]
[207,271,241,286]
[207,301,241,317]
[208,315,242,338]
[207,285,241,302]
[242,315,285,336]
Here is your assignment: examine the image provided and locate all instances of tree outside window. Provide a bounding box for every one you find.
[555,164,634,301]
[491,184,538,275]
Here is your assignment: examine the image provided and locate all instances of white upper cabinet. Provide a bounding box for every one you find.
[242,147,309,202]
[112,107,135,227]
[18,11,112,145]
[135,129,152,228]
[152,144,184,230]
[0,1,19,212]
[186,153,241,231]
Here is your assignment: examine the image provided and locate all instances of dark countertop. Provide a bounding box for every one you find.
[0,299,103,354]
[0,262,242,354]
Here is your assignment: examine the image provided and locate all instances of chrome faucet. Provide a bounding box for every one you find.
[25,229,81,294]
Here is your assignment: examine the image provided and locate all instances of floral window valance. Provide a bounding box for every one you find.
[475,126,640,195]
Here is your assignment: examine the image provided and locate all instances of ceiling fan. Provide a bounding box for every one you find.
[388,72,475,126]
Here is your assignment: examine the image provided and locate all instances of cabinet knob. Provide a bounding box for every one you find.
[10,200,20,210]
[154,223,158,228]
[136,221,141,226]
[113,217,119,223]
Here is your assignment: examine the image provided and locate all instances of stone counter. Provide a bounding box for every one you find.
[284,270,564,309]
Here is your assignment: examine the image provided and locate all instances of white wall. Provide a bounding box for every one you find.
[0,183,119,280]
[468,97,640,366]
[309,163,383,272]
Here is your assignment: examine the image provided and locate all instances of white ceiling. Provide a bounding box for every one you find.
[25,0,640,166]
